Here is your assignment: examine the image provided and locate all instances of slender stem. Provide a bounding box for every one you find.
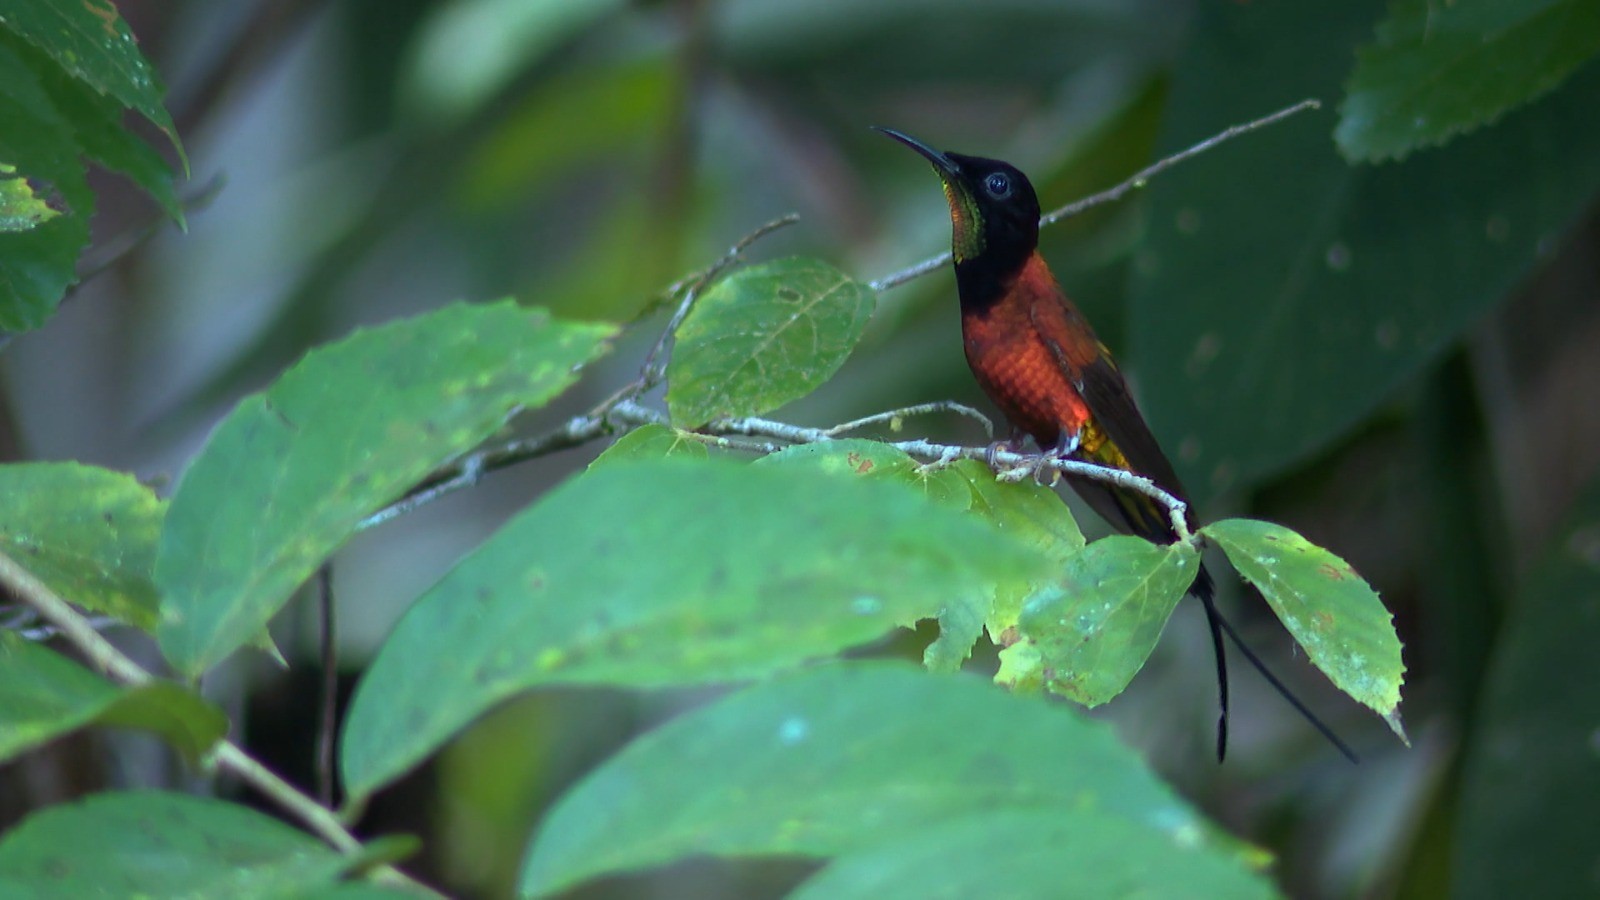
[823,400,994,439]
[315,563,337,808]
[869,98,1321,293]
[0,550,428,888]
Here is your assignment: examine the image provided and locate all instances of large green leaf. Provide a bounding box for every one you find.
[0,792,360,896]
[0,462,164,631]
[789,808,1276,900]
[340,459,1047,803]
[0,0,181,158]
[156,303,614,677]
[1002,536,1198,705]
[667,257,875,427]
[1129,1,1600,502]
[1338,0,1600,161]
[1203,518,1406,740]
[1453,477,1600,898]
[518,662,1247,897]
[0,632,225,764]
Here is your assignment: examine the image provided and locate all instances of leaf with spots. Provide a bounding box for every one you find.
[518,662,1254,898]
[156,302,615,678]
[0,632,225,765]
[588,423,708,469]
[666,257,874,427]
[0,0,183,162]
[0,462,164,631]
[1203,518,1406,740]
[1001,536,1199,706]
[0,162,58,232]
[340,459,1046,803]
[0,792,374,896]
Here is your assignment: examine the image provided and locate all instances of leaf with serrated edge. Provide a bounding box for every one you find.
[1337,0,1600,161]
[667,257,874,426]
[1204,518,1406,740]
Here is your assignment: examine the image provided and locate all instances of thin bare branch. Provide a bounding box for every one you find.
[869,99,1321,293]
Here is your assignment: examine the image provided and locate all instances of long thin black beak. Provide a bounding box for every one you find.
[873,126,961,177]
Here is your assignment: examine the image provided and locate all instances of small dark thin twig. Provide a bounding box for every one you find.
[1214,612,1360,764]
[315,563,337,808]
[637,213,801,385]
[869,98,1321,293]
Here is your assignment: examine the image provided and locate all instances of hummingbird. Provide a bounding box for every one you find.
[878,126,1353,762]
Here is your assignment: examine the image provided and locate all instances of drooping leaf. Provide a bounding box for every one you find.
[789,808,1277,900]
[1131,1,1600,502]
[1203,518,1406,740]
[1454,477,1600,898]
[0,792,360,896]
[667,257,875,427]
[0,632,225,764]
[1005,536,1198,706]
[0,0,182,160]
[340,459,1046,803]
[1338,0,1600,161]
[156,303,614,677]
[587,423,707,469]
[0,462,164,631]
[518,662,1247,897]
[0,162,57,232]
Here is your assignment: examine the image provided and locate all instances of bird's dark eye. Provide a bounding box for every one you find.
[984,172,1012,198]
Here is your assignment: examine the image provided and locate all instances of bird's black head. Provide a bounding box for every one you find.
[875,127,1042,277]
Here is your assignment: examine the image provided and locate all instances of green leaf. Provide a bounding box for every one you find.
[789,808,1277,900]
[666,257,874,427]
[518,661,1244,897]
[156,303,614,677]
[340,459,1047,803]
[1007,536,1198,706]
[0,38,92,332]
[1203,518,1406,739]
[0,162,58,231]
[587,423,707,469]
[0,633,226,764]
[1454,476,1600,898]
[0,792,360,896]
[754,445,1083,671]
[0,0,182,162]
[1337,0,1600,161]
[1130,1,1600,501]
[0,462,165,631]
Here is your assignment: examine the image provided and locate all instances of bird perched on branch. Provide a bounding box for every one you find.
[878,127,1350,761]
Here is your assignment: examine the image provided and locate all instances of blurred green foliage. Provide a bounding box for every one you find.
[3,0,1600,898]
